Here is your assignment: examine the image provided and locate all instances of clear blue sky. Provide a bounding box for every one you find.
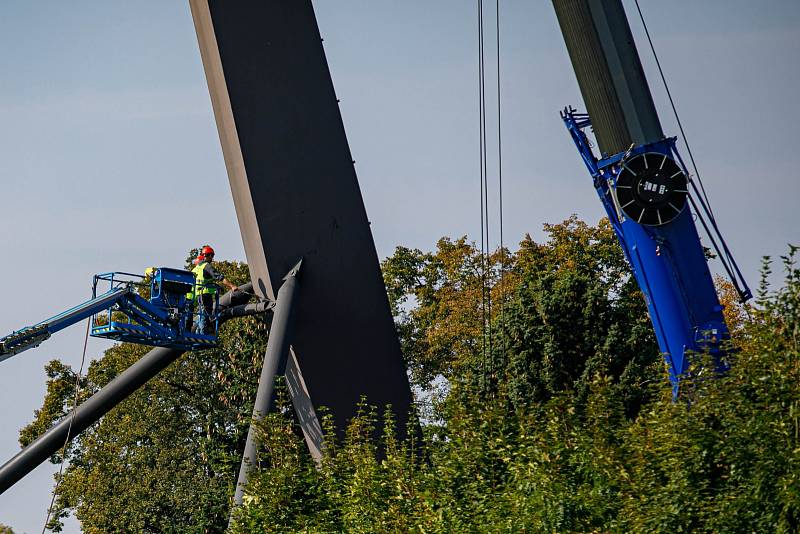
[0,1,798,531]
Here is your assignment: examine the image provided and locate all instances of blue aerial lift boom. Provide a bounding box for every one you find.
[0,267,218,363]
[0,278,268,496]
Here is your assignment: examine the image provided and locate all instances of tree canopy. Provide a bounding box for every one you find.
[232,223,800,532]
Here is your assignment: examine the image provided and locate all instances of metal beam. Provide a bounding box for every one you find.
[190,0,414,455]
[552,0,663,154]
[233,260,301,507]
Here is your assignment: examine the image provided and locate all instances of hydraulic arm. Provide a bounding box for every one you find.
[0,287,129,361]
[0,268,222,363]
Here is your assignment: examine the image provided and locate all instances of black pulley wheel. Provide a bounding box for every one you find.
[614,152,688,226]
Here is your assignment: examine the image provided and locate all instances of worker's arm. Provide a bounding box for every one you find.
[220,278,237,292]
[204,264,238,292]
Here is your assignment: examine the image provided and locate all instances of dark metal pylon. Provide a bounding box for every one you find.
[233,260,302,508]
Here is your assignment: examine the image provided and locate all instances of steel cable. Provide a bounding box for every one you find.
[632,0,715,219]
[495,0,505,369]
[477,0,489,387]
[42,318,91,533]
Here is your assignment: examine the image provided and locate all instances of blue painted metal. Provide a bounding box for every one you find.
[0,288,130,362]
[561,107,734,395]
[90,269,218,350]
[0,268,219,363]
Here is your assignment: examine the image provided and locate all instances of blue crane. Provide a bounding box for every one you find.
[561,108,750,394]
[553,0,751,395]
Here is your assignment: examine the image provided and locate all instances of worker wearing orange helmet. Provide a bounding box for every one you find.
[191,245,237,334]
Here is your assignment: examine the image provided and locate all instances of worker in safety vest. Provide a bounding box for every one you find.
[191,245,237,334]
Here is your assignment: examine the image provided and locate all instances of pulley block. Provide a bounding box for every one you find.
[615,152,688,226]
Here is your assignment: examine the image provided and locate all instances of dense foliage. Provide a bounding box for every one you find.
[231,222,800,533]
[20,221,800,533]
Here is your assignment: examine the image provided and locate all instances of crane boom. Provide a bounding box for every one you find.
[553,0,750,394]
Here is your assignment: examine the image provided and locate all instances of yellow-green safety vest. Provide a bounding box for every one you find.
[188,261,217,300]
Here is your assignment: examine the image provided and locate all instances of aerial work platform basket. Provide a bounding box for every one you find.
[90,269,219,351]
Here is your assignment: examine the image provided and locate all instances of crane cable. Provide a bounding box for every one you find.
[477,0,506,390]
[632,0,749,302]
[477,0,490,386]
[631,0,715,217]
[495,0,506,370]
[42,318,90,533]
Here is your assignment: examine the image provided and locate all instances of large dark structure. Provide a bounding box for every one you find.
[190,0,414,457]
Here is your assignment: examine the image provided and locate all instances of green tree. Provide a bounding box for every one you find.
[382,216,660,414]
[616,249,800,532]
[381,236,498,388]
[231,217,664,531]
[497,217,660,416]
[26,221,799,534]
[233,225,800,534]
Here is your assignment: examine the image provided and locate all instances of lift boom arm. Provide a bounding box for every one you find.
[0,288,131,362]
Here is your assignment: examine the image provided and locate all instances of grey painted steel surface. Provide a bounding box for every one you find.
[217,300,274,322]
[0,287,252,495]
[233,261,301,507]
[190,0,414,455]
[552,0,663,153]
